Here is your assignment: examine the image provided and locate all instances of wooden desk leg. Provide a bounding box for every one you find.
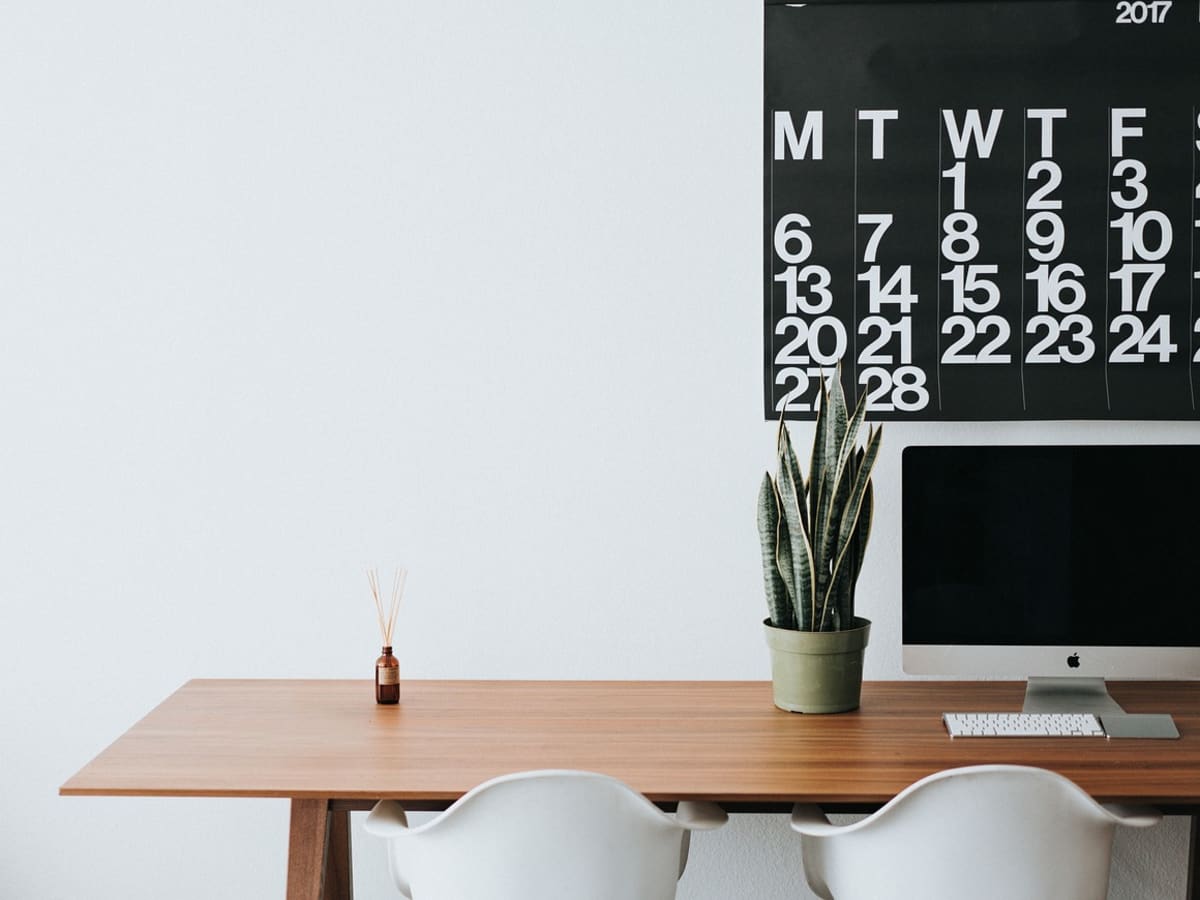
[286,800,354,900]
[325,809,354,900]
[287,800,329,900]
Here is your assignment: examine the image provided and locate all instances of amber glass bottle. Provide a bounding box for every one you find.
[375,646,400,704]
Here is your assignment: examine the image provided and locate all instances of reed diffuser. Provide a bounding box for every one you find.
[369,567,406,704]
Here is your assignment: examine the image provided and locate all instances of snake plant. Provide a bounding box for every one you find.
[757,376,882,632]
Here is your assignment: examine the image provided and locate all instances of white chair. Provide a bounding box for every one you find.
[790,764,1160,900]
[364,769,728,900]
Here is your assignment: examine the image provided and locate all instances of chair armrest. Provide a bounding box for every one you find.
[674,803,727,879]
[1101,803,1162,828]
[790,803,843,836]
[364,800,410,837]
[675,801,728,831]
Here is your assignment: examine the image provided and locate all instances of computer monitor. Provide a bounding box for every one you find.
[902,444,1200,713]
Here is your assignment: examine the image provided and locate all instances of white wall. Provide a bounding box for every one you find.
[0,1,1194,897]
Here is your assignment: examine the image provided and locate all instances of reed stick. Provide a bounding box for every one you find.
[368,566,407,645]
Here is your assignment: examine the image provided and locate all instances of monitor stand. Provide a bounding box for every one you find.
[1021,677,1126,715]
[1021,677,1180,738]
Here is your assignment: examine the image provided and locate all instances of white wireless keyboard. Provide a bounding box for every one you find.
[943,712,1105,738]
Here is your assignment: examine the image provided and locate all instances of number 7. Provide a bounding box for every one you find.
[858,213,893,263]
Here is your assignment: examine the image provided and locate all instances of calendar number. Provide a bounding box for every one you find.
[859,366,929,412]
[1026,314,1095,364]
[1110,314,1176,363]
[774,214,815,264]
[942,314,1012,364]
[775,316,847,366]
[775,366,837,413]
[1114,0,1172,23]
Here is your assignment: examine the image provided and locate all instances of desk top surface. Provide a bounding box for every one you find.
[59,679,1200,806]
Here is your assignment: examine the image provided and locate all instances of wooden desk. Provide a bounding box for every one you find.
[61,679,1200,899]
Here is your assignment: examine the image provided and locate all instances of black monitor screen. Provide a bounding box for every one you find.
[903,445,1200,648]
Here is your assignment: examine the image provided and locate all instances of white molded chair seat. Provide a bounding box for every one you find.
[790,764,1160,900]
[364,769,727,900]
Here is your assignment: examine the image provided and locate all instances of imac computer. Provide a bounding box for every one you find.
[903,444,1200,715]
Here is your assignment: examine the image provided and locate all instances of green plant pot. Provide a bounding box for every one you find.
[763,617,871,713]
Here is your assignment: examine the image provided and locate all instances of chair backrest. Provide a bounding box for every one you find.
[794,765,1160,900]
[366,770,699,900]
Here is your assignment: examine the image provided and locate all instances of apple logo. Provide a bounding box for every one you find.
[1067,653,1081,669]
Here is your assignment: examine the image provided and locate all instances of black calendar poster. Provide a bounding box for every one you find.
[764,0,1200,420]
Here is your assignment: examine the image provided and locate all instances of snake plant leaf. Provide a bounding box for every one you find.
[851,477,874,584]
[825,554,864,628]
[837,475,874,629]
[777,422,810,537]
[815,383,871,582]
[809,382,834,588]
[826,386,868,515]
[776,449,815,629]
[827,447,864,629]
[775,498,798,622]
[758,473,795,629]
[825,368,849,473]
[808,377,830,536]
[825,478,874,631]
[827,486,868,631]
[819,371,849,547]
[820,562,853,631]
[834,386,869,485]
[821,425,883,622]
[814,478,846,603]
[835,427,882,560]
[787,521,815,630]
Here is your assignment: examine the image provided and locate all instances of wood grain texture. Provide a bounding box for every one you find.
[59,679,1200,808]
